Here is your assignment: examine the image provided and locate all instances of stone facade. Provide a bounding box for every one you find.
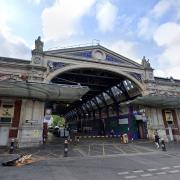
[0,37,180,147]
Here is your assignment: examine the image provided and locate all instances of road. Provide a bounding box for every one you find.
[1,138,180,180]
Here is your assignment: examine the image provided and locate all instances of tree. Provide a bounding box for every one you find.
[52,115,65,127]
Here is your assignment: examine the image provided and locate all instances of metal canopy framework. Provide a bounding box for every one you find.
[51,68,125,101]
[0,80,89,102]
[132,95,180,108]
[51,68,142,116]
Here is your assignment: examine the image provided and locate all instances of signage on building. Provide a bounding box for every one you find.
[0,74,11,81]
[0,104,14,118]
[119,118,128,124]
[44,109,53,125]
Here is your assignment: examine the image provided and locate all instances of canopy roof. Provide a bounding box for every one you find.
[132,95,180,108]
[0,80,89,102]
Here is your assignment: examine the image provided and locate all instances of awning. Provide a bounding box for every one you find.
[0,80,89,102]
[131,95,180,107]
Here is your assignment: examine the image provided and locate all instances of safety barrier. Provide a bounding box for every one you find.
[74,135,121,139]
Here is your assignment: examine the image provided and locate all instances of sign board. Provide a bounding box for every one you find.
[119,118,128,124]
[135,114,142,120]
[0,104,14,118]
[44,115,53,125]
[0,74,11,81]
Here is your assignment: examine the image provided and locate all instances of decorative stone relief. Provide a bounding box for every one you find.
[68,51,92,58]
[127,72,143,82]
[47,61,70,71]
[141,56,151,69]
[106,54,125,64]
[92,49,106,60]
[35,36,44,52]
[64,50,125,64]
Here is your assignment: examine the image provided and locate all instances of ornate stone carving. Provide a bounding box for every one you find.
[141,56,151,68]
[128,72,143,82]
[106,54,125,64]
[35,36,43,52]
[47,61,69,71]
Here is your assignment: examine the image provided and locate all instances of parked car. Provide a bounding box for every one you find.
[58,127,69,137]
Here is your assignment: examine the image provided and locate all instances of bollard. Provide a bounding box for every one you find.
[9,139,15,154]
[64,139,68,157]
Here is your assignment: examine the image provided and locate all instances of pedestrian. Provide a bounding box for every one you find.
[154,132,160,149]
[161,139,166,151]
[110,129,115,137]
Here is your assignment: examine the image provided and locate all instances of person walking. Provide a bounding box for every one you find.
[161,139,167,151]
[154,132,160,149]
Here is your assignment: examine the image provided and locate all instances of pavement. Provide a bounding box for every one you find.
[1,135,180,180]
[0,135,180,160]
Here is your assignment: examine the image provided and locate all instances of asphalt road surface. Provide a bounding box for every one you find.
[1,139,180,180]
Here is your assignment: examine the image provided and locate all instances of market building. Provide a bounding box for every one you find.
[0,36,180,147]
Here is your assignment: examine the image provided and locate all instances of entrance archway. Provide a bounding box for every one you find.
[45,66,143,138]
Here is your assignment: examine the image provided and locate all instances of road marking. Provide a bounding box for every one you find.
[173,165,180,168]
[147,169,157,172]
[74,148,87,157]
[132,170,144,173]
[141,173,152,177]
[102,143,105,156]
[156,172,167,175]
[128,145,140,153]
[124,175,137,179]
[113,144,126,154]
[169,170,180,173]
[161,167,170,170]
[118,172,129,175]
[88,145,91,156]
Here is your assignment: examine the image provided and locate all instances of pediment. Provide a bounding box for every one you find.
[45,45,142,68]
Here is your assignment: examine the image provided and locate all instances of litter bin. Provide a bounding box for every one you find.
[122,134,128,144]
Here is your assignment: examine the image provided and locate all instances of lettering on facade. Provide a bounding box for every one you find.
[69,51,92,58]
[64,50,125,65]
[105,54,125,64]
[0,74,11,81]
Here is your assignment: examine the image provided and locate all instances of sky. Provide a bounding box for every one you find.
[0,0,180,79]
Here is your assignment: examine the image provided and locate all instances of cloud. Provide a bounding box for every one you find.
[0,29,30,59]
[42,0,96,41]
[153,22,180,78]
[154,69,166,77]
[137,17,157,40]
[96,1,118,32]
[151,0,174,18]
[137,0,180,78]
[153,22,180,47]
[28,0,41,5]
[0,1,31,59]
[137,0,180,40]
[109,40,140,63]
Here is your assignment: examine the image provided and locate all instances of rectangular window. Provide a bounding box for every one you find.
[0,102,14,124]
[165,110,173,125]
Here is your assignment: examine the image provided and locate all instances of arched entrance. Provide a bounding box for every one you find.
[45,66,144,139]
